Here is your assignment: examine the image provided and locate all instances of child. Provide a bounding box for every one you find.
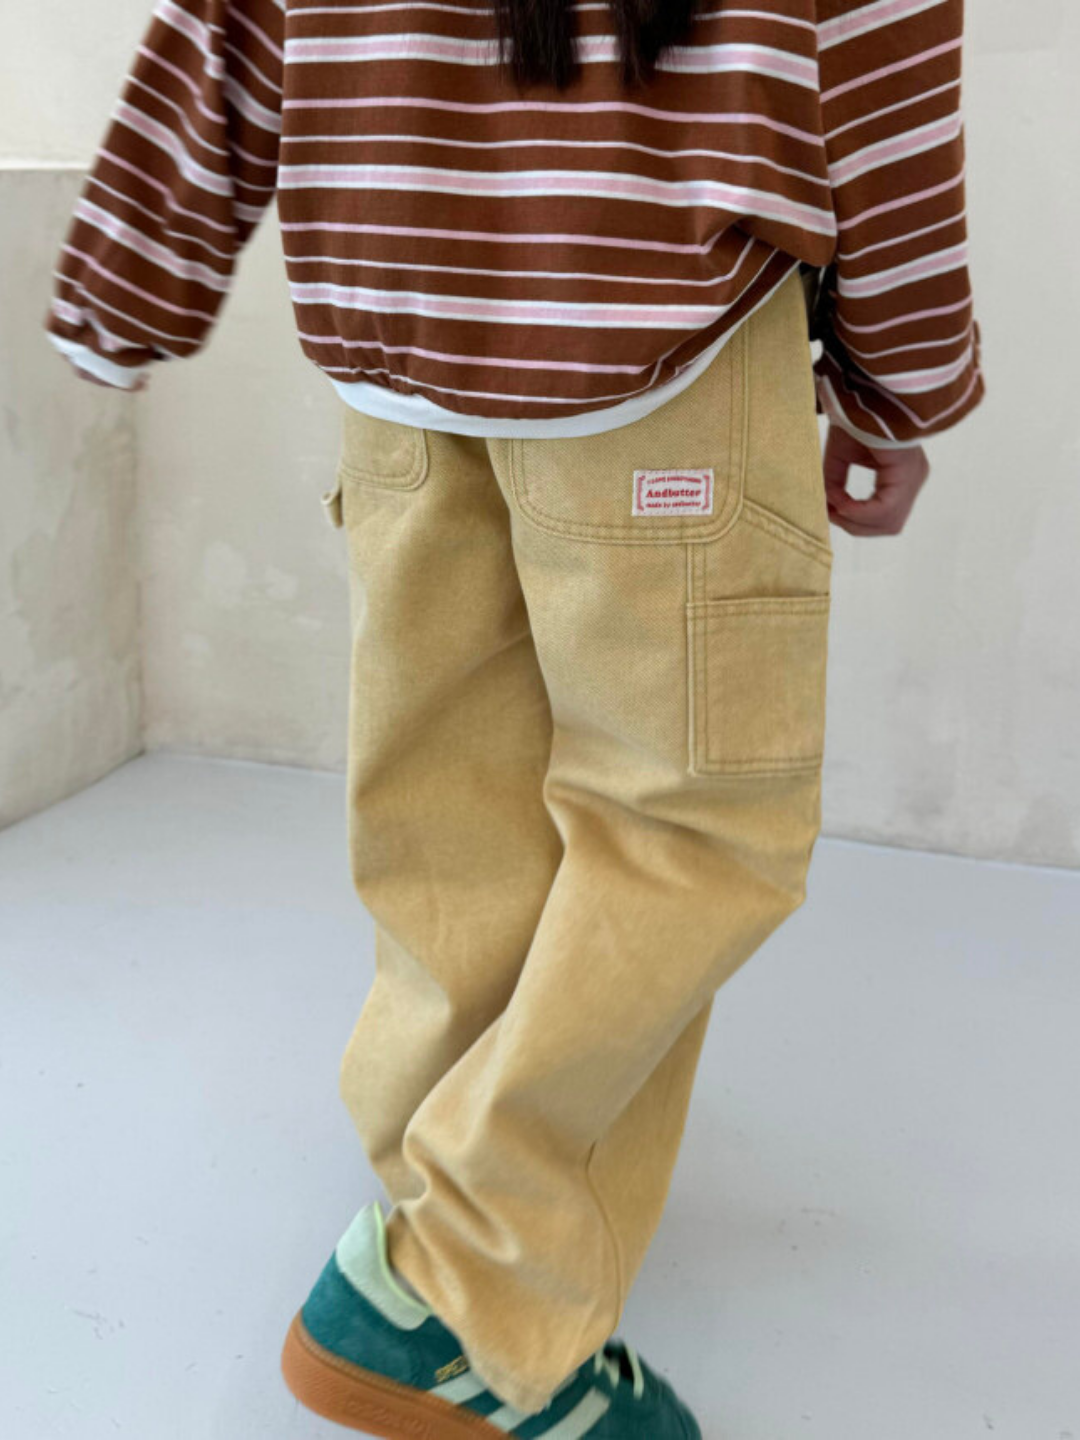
[43,2,985,1434]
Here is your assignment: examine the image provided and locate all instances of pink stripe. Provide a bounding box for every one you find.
[224,43,283,98]
[280,220,731,257]
[60,245,217,322]
[282,95,822,147]
[136,44,226,125]
[51,297,134,354]
[835,295,972,337]
[290,38,480,61]
[158,0,214,58]
[872,348,975,395]
[826,345,982,430]
[281,167,825,229]
[295,330,649,375]
[839,171,964,232]
[117,104,233,196]
[830,115,961,186]
[76,198,231,288]
[841,245,967,299]
[822,38,961,105]
[820,0,942,49]
[656,44,814,82]
[232,7,284,63]
[289,35,815,85]
[97,150,238,235]
[292,286,717,326]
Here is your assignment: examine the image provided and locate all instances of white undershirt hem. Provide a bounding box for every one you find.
[325,262,803,439]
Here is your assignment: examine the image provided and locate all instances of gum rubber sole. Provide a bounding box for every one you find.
[280,1311,504,1439]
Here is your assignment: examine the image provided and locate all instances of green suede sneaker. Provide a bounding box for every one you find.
[281,1200,702,1438]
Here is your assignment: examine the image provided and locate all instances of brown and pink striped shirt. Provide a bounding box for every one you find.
[43,0,986,445]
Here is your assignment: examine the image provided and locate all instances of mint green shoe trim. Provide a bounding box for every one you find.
[333,1200,432,1331]
[492,1388,611,1437]
[427,1371,489,1404]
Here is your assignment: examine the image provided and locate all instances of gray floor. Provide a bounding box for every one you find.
[2,753,1078,1440]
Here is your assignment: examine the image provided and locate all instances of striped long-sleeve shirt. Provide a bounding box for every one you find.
[43,0,986,445]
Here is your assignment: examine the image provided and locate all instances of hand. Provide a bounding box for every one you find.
[823,422,930,537]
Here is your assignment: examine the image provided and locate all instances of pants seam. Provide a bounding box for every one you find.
[584,1138,624,1344]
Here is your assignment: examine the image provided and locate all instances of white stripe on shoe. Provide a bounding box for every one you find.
[427,1371,490,1404]
[487,1388,612,1436]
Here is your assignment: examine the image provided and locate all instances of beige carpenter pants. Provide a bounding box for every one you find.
[320,266,832,1415]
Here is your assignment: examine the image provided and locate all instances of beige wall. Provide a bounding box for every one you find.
[2,2,1078,865]
[0,172,142,829]
[134,224,352,768]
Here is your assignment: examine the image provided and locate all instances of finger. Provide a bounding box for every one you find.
[822,453,852,508]
[828,508,903,537]
[829,482,912,528]
[821,444,848,483]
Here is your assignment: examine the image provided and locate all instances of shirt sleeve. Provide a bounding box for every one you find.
[811,0,986,448]
[43,0,284,392]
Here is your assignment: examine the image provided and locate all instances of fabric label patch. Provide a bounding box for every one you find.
[632,469,714,517]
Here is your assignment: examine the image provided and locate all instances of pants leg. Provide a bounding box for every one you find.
[329,419,564,1206]
[382,268,834,1415]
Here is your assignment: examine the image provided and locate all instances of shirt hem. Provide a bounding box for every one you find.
[323,259,802,438]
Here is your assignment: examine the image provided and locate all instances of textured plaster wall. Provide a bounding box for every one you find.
[3,2,1079,866]
[134,220,351,768]
[817,3,1080,865]
[0,172,142,829]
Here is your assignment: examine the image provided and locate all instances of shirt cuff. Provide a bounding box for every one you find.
[47,332,151,391]
[815,373,928,450]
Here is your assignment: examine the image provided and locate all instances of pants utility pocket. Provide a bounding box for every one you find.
[687,594,829,778]
[338,406,429,491]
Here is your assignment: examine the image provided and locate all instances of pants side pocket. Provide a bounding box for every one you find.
[687,594,829,778]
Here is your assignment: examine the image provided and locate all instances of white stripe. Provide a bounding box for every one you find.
[829,114,963,189]
[153,0,282,133]
[154,0,215,60]
[818,0,949,51]
[426,1372,488,1404]
[50,289,181,356]
[55,254,211,334]
[74,199,231,291]
[489,1387,610,1437]
[289,281,726,329]
[321,259,797,428]
[113,100,233,197]
[817,375,914,447]
[284,240,756,291]
[825,77,961,144]
[134,42,227,128]
[85,176,236,261]
[841,328,972,363]
[292,1,813,22]
[285,34,818,88]
[837,244,969,301]
[840,209,963,262]
[128,75,230,162]
[276,166,835,233]
[842,338,976,396]
[279,130,828,192]
[222,74,284,136]
[223,41,283,96]
[235,199,271,223]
